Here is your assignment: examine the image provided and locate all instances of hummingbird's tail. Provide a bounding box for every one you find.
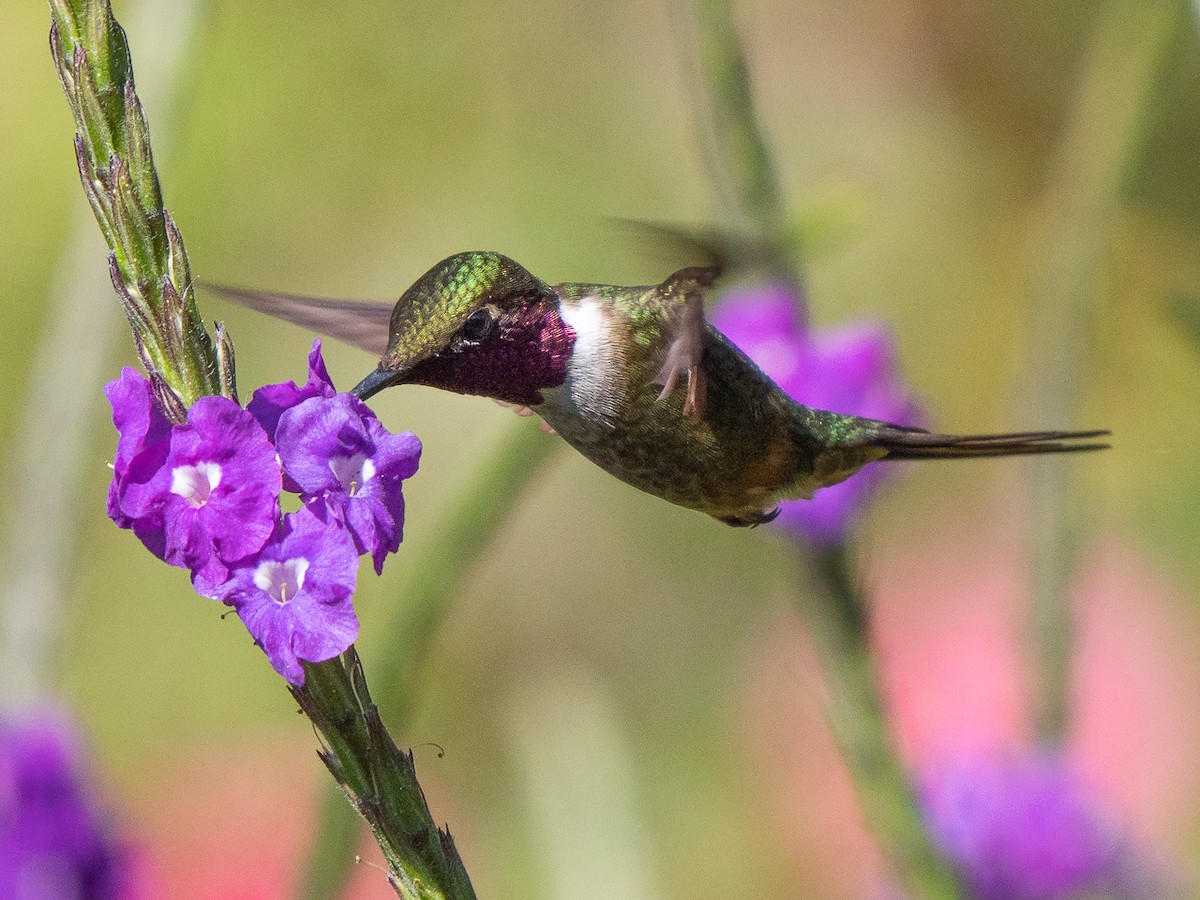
[870,426,1111,460]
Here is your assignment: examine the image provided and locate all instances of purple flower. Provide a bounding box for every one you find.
[276,394,421,574]
[106,373,283,583]
[143,396,282,585]
[246,339,336,442]
[103,343,424,686]
[0,711,133,899]
[920,753,1145,899]
[199,508,360,685]
[712,282,923,544]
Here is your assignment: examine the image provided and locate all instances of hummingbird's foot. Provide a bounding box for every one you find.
[653,361,707,423]
[682,365,706,422]
[652,266,712,423]
[716,506,781,528]
[494,399,536,417]
[495,399,557,435]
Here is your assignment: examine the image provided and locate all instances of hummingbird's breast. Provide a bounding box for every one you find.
[536,285,832,522]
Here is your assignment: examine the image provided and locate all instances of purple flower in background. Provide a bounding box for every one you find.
[199,508,360,685]
[713,282,922,544]
[276,393,421,574]
[0,711,132,899]
[920,753,1143,899]
[246,339,336,442]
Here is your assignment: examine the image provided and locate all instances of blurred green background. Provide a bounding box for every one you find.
[4,0,1200,897]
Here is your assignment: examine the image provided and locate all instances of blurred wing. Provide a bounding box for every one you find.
[202,283,393,357]
[612,218,782,293]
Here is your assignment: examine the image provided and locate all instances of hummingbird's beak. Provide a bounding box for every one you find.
[350,366,405,401]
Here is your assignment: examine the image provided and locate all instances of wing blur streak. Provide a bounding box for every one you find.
[202,283,393,357]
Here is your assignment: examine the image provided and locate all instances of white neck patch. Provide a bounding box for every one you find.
[556,295,619,422]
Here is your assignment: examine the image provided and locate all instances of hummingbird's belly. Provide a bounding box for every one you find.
[536,345,814,521]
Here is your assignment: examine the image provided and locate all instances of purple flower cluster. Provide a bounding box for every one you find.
[713,282,923,545]
[106,341,421,685]
[1,711,132,899]
[920,753,1143,899]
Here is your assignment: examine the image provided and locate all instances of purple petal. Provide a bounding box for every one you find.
[246,339,338,442]
[276,395,370,495]
[210,509,360,685]
[276,394,420,572]
[104,368,172,477]
[712,283,808,386]
[104,369,173,544]
[148,396,281,575]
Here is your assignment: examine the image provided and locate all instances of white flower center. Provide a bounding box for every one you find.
[170,461,222,509]
[253,558,310,605]
[329,453,375,497]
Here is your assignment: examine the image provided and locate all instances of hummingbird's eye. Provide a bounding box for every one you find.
[459,308,495,343]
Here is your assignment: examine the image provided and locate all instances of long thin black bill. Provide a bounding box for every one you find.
[351,367,401,400]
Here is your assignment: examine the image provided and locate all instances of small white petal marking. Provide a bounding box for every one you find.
[253,558,310,605]
[170,461,222,509]
[328,453,374,496]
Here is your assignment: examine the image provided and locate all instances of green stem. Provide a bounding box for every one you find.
[294,651,477,900]
[678,0,797,282]
[1020,0,1183,742]
[50,2,483,895]
[800,547,961,899]
[299,421,562,899]
[680,0,953,890]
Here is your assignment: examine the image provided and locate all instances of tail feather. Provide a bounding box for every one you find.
[872,426,1111,460]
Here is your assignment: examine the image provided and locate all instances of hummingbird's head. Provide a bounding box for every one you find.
[351,251,575,406]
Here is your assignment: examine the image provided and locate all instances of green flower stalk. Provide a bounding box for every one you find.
[1019,0,1184,742]
[800,549,959,897]
[50,1,477,896]
[679,0,959,894]
[50,0,222,415]
[294,650,476,899]
[678,0,809,288]
[681,0,787,255]
[300,420,562,900]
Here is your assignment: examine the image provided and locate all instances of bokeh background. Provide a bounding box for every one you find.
[4,0,1200,897]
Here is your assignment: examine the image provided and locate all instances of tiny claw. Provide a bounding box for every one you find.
[659,364,706,422]
[494,399,535,417]
[681,365,706,422]
[654,367,680,402]
[717,506,780,528]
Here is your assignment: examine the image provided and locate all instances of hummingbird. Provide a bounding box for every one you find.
[206,251,1108,527]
